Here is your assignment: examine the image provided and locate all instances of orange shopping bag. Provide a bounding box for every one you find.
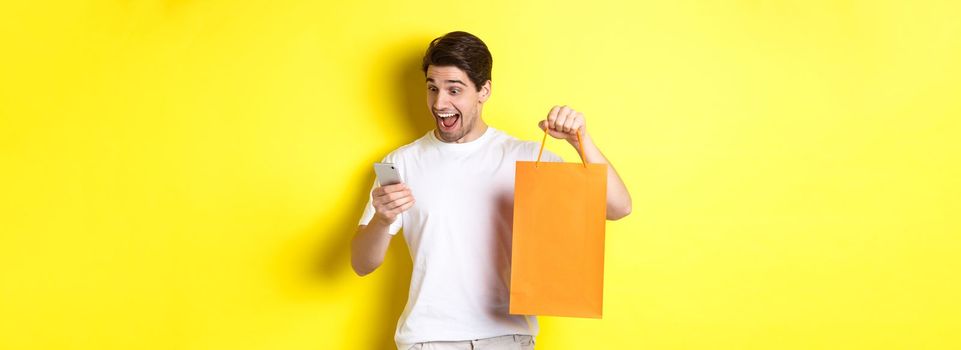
[509,128,608,318]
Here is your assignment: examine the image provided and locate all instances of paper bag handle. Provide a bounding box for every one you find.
[536,122,587,168]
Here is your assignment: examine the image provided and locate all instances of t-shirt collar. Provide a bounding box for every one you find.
[427,126,496,151]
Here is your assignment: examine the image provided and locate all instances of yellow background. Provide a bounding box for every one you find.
[2,1,959,349]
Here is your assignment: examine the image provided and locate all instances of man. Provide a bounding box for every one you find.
[351,31,632,350]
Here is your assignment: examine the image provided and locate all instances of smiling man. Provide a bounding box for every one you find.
[351,31,632,350]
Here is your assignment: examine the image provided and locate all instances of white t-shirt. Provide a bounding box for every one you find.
[359,126,563,349]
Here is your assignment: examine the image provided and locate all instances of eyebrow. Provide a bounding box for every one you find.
[426,77,467,86]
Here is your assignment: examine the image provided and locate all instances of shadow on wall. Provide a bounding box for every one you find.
[278,37,436,350]
[393,39,438,138]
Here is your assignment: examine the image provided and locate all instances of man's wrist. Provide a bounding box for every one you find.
[370,214,391,228]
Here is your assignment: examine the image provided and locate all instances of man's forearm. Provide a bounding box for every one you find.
[570,132,633,220]
[351,216,394,276]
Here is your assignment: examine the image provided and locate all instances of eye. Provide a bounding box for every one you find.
[428,86,438,93]
[450,88,460,95]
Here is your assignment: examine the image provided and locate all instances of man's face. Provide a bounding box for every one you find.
[426,65,490,142]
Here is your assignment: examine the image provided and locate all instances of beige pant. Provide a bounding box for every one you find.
[407,334,535,350]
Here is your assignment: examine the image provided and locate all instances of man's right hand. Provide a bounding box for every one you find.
[371,183,416,224]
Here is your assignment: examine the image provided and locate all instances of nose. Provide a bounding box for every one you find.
[432,91,450,111]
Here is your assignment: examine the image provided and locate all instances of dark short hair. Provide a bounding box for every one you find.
[421,31,492,91]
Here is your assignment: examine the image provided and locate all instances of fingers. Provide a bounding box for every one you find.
[551,105,571,132]
[376,188,411,204]
[386,194,415,210]
[544,105,586,135]
[381,183,406,193]
[378,195,414,218]
[546,105,561,131]
[562,112,576,133]
[373,183,406,198]
[373,184,414,207]
[388,197,416,214]
[372,184,416,221]
[571,116,584,134]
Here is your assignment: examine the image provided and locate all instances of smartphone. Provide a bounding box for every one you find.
[373,162,402,186]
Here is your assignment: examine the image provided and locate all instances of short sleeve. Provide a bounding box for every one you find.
[358,181,403,236]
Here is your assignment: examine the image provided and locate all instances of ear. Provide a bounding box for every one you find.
[478,80,491,103]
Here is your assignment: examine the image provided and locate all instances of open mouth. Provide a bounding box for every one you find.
[436,112,460,131]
